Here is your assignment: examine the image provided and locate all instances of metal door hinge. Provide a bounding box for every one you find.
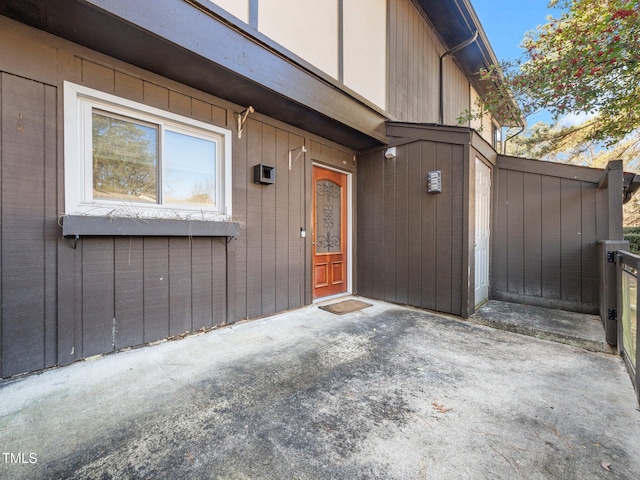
[608,309,617,321]
[607,251,616,263]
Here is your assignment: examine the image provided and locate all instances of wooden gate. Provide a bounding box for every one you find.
[475,158,491,306]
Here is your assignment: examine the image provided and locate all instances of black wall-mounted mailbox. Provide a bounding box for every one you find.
[254,164,275,184]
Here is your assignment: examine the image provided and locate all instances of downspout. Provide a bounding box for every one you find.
[439,30,478,125]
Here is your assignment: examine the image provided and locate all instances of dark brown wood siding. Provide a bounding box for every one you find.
[492,159,606,313]
[229,117,308,321]
[0,19,356,376]
[51,58,236,364]
[357,140,466,316]
[442,59,470,126]
[387,0,470,125]
[0,73,58,377]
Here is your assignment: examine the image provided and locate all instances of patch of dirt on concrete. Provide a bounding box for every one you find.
[43,310,429,480]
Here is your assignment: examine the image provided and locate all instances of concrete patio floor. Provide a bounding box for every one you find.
[1,298,639,479]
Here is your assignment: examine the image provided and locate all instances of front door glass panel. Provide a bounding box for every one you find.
[315,180,341,253]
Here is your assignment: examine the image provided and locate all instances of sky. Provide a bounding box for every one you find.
[471,0,554,63]
[470,0,559,126]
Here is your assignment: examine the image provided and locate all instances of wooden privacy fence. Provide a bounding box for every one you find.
[493,158,624,315]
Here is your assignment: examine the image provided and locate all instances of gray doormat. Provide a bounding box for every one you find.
[319,299,372,315]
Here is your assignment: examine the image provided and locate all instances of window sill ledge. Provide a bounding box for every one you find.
[61,215,241,238]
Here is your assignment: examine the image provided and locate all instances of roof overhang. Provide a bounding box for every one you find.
[384,121,498,164]
[624,173,640,204]
[415,0,523,127]
[0,0,387,150]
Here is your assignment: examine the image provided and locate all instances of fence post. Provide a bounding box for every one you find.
[601,240,629,345]
[598,160,624,240]
[617,253,623,350]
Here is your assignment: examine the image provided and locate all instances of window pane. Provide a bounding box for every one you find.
[92,112,158,203]
[315,180,341,253]
[622,269,637,368]
[164,130,217,206]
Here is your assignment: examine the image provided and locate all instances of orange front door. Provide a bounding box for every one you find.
[312,166,348,299]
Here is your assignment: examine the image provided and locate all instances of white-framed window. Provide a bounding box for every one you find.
[64,82,232,220]
[493,122,502,152]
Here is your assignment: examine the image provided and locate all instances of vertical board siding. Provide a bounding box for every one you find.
[143,238,170,342]
[275,129,290,313]
[383,155,397,301]
[114,237,145,349]
[541,176,562,300]
[230,109,248,322]
[494,168,602,312]
[580,185,598,305]
[287,133,305,309]
[387,0,466,124]
[237,119,311,320]
[450,144,464,315]
[260,124,277,316]
[357,140,464,316]
[168,237,193,336]
[82,239,115,357]
[506,171,524,296]
[394,145,409,305]
[60,62,241,363]
[370,149,386,300]
[523,173,542,297]
[357,147,374,297]
[0,30,347,376]
[246,118,263,319]
[493,168,508,296]
[560,179,583,303]
[435,143,454,313]
[191,238,214,329]
[421,141,437,310]
[211,239,227,326]
[76,233,230,357]
[442,60,470,126]
[387,0,397,113]
[73,60,310,352]
[1,73,50,376]
[407,141,422,306]
[44,85,58,368]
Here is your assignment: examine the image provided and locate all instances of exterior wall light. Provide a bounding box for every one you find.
[384,147,397,159]
[427,170,442,193]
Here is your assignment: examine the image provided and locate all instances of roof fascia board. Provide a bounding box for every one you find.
[0,0,387,148]
[387,122,473,145]
[497,155,604,183]
[81,0,386,143]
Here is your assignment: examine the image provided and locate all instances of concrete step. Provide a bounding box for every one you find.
[471,300,616,354]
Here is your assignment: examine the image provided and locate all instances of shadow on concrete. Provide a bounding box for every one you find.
[1,298,638,479]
